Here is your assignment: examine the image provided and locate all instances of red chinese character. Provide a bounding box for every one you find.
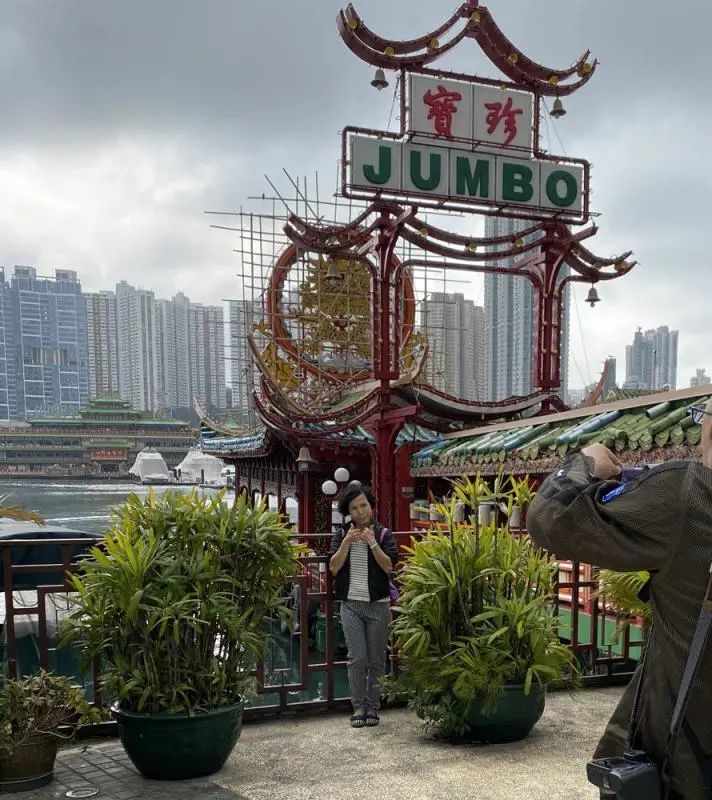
[423,85,463,139]
[484,96,523,146]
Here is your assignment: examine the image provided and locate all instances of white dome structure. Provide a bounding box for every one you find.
[176,447,224,484]
[128,447,172,482]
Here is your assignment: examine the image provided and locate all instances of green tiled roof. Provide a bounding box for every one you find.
[411,390,709,477]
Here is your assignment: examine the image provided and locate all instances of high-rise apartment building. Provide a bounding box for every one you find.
[155,294,193,411]
[0,269,11,420]
[116,281,160,412]
[483,218,570,402]
[0,267,88,419]
[690,368,710,388]
[228,299,261,413]
[188,303,226,411]
[421,292,485,400]
[85,291,120,399]
[652,326,678,390]
[624,326,678,390]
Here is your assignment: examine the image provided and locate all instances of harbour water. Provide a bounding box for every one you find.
[0,479,298,535]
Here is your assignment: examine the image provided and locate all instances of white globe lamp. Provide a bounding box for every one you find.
[334,467,350,483]
[321,480,338,496]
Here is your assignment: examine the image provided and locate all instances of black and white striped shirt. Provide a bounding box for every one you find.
[347,540,370,601]
[347,539,388,602]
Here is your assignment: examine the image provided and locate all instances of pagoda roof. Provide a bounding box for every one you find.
[410,385,711,477]
[200,420,442,460]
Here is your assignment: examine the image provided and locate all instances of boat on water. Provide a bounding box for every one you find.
[175,447,224,485]
[140,473,174,486]
[217,464,235,489]
[128,447,174,485]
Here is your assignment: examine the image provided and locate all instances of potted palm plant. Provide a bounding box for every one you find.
[506,474,536,530]
[384,474,576,742]
[0,671,102,792]
[62,490,300,780]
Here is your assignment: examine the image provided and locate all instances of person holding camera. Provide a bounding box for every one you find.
[328,483,398,729]
[527,398,712,799]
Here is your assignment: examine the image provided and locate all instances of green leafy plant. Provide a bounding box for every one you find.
[61,490,301,715]
[509,475,535,510]
[598,569,652,632]
[0,671,103,754]
[384,475,576,736]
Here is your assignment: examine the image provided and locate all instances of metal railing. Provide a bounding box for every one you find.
[0,532,643,719]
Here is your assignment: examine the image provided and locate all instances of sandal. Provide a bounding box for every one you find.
[365,713,380,727]
[350,713,367,728]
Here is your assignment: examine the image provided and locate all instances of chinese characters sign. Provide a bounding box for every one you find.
[91,448,127,461]
[409,76,533,152]
[342,72,589,222]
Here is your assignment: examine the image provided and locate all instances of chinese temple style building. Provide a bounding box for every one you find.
[206,2,637,534]
[0,396,195,478]
[410,386,710,482]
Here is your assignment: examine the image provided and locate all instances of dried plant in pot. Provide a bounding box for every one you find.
[61,490,302,780]
[383,474,577,742]
[0,670,102,792]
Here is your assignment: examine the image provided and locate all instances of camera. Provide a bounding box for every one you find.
[619,466,651,481]
[587,750,662,798]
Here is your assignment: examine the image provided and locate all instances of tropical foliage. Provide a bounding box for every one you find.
[62,490,301,715]
[598,569,652,630]
[0,671,102,754]
[384,474,576,735]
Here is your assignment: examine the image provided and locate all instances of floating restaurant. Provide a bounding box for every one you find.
[0,396,195,478]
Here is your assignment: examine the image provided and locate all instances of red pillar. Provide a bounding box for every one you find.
[535,229,566,413]
[297,472,314,535]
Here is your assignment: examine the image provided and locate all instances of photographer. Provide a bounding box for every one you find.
[527,398,712,800]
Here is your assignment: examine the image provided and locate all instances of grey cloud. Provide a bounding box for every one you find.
[0,0,709,387]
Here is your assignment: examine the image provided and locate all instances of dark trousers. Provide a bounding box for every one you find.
[340,600,391,712]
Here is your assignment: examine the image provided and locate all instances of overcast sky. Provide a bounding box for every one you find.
[1,0,709,391]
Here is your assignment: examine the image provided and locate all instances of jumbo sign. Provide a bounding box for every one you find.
[343,74,589,223]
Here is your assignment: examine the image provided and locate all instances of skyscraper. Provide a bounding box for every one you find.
[228,299,261,412]
[483,218,570,402]
[188,303,226,411]
[116,281,160,412]
[1,267,88,419]
[652,326,678,390]
[85,291,120,399]
[690,368,710,388]
[421,292,485,400]
[624,326,678,390]
[0,269,11,420]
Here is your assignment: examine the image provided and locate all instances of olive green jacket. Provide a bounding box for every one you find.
[528,453,712,800]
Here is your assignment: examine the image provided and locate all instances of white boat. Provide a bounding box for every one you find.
[140,473,174,486]
[175,447,224,485]
[129,447,173,484]
[217,464,235,488]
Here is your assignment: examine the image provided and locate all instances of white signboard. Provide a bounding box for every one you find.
[409,75,534,154]
[348,135,585,217]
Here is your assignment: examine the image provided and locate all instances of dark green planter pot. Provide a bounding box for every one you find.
[0,734,58,792]
[462,683,546,743]
[112,699,244,780]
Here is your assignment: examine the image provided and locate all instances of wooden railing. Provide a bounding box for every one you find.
[0,532,643,719]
